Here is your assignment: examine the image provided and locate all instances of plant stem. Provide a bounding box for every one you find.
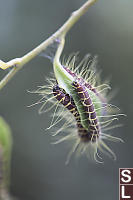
[0,0,97,90]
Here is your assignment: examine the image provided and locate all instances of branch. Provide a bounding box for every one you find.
[0,0,97,90]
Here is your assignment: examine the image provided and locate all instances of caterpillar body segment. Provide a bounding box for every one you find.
[63,65,107,112]
[53,84,79,118]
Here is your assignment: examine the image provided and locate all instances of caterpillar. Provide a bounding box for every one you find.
[72,81,100,142]
[33,42,124,163]
[53,83,98,143]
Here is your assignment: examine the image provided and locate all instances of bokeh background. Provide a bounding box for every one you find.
[0,0,133,200]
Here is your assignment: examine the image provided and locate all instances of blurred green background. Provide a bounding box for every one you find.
[0,0,133,200]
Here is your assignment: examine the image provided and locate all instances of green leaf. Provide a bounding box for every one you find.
[0,117,12,189]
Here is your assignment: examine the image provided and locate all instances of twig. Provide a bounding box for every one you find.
[0,0,97,90]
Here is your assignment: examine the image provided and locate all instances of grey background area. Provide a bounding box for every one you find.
[0,0,133,200]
